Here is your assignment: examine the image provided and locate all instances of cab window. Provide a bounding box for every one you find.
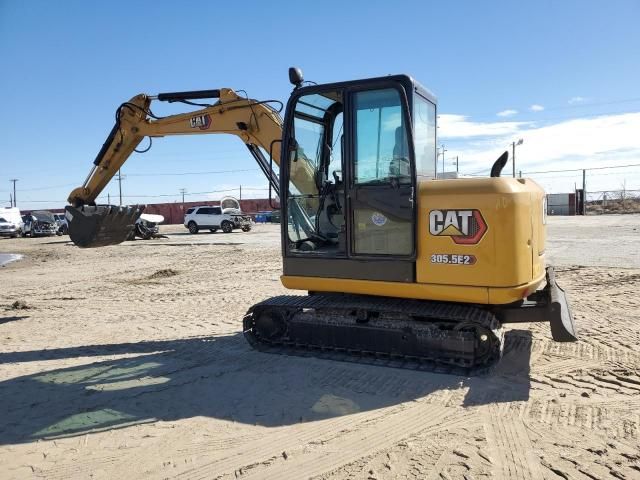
[413,94,436,178]
[354,88,411,185]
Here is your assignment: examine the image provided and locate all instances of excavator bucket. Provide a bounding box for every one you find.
[65,205,144,248]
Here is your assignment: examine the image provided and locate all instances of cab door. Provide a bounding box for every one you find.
[281,79,417,283]
[346,86,416,265]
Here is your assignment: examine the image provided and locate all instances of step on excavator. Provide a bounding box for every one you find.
[65,68,577,374]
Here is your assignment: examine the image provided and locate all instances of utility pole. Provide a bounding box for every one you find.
[117,169,124,206]
[582,169,586,215]
[108,193,111,204]
[518,170,522,178]
[455,156,459,174]
[179,188,186,204]
[239,185,242,201]
[10,179,18,207]
[511,139,523,178]
[438,145,447,177]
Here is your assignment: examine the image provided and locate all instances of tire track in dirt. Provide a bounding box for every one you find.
[482,405,544,480]
[320,424,494,480]
[526,421,640,479]
[165,406,418,479]
[233,405,475,480]
[533,339,640,368]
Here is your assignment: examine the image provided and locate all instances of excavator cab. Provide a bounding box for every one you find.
[280,74,436,283]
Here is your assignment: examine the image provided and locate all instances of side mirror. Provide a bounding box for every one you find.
[289,67,304,89]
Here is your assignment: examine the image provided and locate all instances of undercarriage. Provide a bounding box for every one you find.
[244,294,504,375]
[243,268,576,375]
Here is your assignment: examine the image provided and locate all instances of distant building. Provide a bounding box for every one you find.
[547,192,583,215]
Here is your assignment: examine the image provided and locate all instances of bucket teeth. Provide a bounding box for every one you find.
[65,205,144,248]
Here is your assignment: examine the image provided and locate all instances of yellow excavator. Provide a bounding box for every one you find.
[66,68,577,373]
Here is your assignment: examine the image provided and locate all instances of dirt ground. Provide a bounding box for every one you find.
[1,216,639,479]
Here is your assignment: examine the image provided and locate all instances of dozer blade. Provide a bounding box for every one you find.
[546,267,578,342]
[65,205,144,248]
[495,267,578,342]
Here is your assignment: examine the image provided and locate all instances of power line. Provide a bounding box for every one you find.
[530,170,640,179]
[464,162,640,177]
[523,162,640,175]
[18,186,271,204]
[122,187,269,198]
[450,97,640,123]
[125,168,259,177]
[9,169,262,193]
[16,182,79,192]
[542,97,640,112]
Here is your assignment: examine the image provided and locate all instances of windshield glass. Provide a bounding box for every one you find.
[354,88,410,185]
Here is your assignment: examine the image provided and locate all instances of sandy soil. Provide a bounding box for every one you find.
[1,217,639,479]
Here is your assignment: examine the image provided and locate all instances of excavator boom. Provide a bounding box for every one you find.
[66,88,294,247]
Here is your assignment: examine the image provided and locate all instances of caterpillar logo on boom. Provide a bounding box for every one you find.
[429,209,488,245]
[190,114,211,130]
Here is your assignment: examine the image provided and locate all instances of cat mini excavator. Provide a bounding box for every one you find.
[66,68,577,373]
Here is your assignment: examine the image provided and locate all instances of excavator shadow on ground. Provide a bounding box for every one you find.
[0,330,533,445]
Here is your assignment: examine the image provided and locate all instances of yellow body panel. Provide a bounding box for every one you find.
[281,273,544,304]
[417,177,545,289]
[281,177,547,306]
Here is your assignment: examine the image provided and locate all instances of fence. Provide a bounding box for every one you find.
[586,189,640,214]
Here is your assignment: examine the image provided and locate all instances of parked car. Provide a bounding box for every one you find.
[53,213,68,235]
[255,210,281,223]
[21,211,60,237]
[0,207,24,238]
[184,205,252,234]
[127,213,165,240]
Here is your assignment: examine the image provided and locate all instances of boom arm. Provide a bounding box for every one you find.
[68,88,313,206]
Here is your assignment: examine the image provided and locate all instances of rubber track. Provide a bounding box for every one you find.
[243,294,504,376]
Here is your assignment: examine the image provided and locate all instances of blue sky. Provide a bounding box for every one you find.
[1,0,639,208]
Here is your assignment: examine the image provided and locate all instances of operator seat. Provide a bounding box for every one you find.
[389,126,411,179]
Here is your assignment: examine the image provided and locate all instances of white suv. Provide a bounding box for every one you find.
[184,206,252,234]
